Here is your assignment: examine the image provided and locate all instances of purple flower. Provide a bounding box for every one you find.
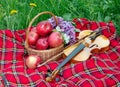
[48,17,76,44]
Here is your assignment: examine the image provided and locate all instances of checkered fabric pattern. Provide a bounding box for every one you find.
[0,18,120,87]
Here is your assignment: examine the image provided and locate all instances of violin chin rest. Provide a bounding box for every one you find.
[91,48,100,53]
[99,46,109,52]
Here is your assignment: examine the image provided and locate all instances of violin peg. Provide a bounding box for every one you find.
[46,76,53,82]
[55,77,60,82]
[45,74,49,78]
[59,71,63,76]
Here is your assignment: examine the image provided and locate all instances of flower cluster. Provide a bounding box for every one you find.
[48,17,76,45]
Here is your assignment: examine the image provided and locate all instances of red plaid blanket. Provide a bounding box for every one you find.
[0,18,120,87]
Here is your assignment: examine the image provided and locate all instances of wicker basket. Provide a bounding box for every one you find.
[25,11,64,64]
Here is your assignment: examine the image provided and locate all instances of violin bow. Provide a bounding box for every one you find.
[46,30,101,82]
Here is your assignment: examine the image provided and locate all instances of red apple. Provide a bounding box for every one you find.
[36,21,52,36]
[36,37,49,50]
[48,32,63,48]
[30,26,38,33]
[25,55,41,69]
[28,31,39,45]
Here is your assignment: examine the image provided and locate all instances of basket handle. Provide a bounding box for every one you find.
[25,11,58,48]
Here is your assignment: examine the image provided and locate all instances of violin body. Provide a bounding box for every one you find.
[63,30,92,57]
[63,30,110,63]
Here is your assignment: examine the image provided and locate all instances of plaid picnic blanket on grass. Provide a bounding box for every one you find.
[0,18,120,87]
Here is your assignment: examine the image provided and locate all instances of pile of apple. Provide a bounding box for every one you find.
[28,21,63,50]
[26,21,64,69]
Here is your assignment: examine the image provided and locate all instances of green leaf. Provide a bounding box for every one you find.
[97,12,102,22]
[104,16,111,22]
[63,13,72,21]
[74,28,81,32]
[72,22,76,27]
[62,33,70,44]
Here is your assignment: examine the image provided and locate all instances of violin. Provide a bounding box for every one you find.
[63,30,110,63]
[45,29,110,82]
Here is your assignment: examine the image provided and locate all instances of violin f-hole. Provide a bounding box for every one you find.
[89,44,98,48]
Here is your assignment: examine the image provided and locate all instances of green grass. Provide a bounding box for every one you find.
[0,0,120,35]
